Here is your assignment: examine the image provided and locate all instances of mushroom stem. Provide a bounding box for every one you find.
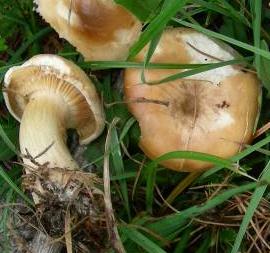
[20,93,78,187]
[4,55,108,250]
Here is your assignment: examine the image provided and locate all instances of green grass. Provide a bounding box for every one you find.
[1,0,270,252]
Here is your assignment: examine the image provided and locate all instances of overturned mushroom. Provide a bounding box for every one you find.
[3,54,104,201]
[124,28,260,171]
[34,0,142,60]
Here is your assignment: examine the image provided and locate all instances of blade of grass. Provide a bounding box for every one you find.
[0,62,23,75]
[258,40,270,95]
[145,150,233,214]
[217,0,250,26]
[250,0,262,76]
[111,124,131,220]
[196,233,211,253]
[200,134,270,181]
[148,151,233,169]
[119,117,136,141]
[120,226,167,253]
[147,182,258,237]
[145,58,250,84]
[146,162,157,214]
[114,0,162,21]
[0,13,29,27]
[230,160,270,253]
[0,27,52,81]
[8,27,52,64]
[141,31,163,83]
[160,172,201,213]
[173,227,193,253]
[111,171,137,181]
[0,165,33,206]
[79,61,206,70]
[193,0,249,26]
[129,0,187,59]
[178,8,201,25]
[104,118,126,253]
[173,19,270,60]
[0,123,17,154]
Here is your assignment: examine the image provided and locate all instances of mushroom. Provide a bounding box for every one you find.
[124,28,260,172]
[34,0,142,60]
[3,54,104,200]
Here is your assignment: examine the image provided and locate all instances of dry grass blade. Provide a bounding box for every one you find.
[254,122,270,139]
[104,118,126,253]
[65,209,73,253]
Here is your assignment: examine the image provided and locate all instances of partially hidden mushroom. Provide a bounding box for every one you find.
[124,28,260,172]
[34,0,142,60]
[3,54,104,201]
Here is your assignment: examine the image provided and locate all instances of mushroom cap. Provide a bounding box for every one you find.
[34,0,142,61]
[4,54,104,145]
[124,28,260,172]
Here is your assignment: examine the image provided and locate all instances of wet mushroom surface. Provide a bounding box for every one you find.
[124,28,261,171]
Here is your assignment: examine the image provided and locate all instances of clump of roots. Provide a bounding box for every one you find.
[8,162,113,253]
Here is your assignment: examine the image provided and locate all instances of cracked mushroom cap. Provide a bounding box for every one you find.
[124,28,260,172]
[4,54,104,144]
[34,0,142,60]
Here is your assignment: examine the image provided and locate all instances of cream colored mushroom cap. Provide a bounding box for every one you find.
[4,54,105,144]
[34,0,142,61]
[124,28,260,172]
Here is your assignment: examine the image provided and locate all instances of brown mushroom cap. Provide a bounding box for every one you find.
[124,28,260,172]
[4,54,104,144]
[34,0,142,60]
